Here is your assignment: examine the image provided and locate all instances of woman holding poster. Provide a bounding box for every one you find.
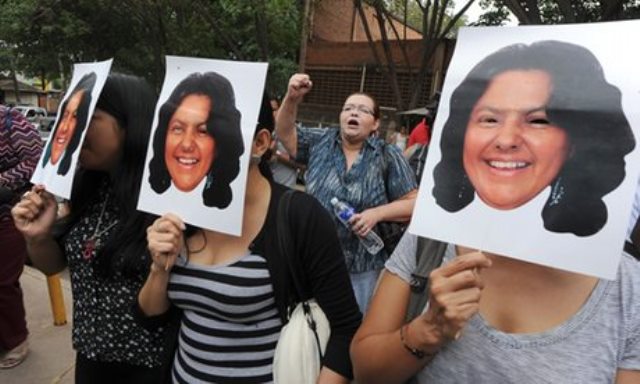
[12,74,166,383]
[350,40,640,384]
[136,95,361,384]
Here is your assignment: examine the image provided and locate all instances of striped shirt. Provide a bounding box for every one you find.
[296,126,417,273]
[168,253,282,384]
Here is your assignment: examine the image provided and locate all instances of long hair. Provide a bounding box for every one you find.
[42,72,97,175]
[68,73,158,277]
[432,40,635,236]
[148,72,244,208]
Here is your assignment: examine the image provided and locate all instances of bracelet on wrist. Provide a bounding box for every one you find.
[400,323,426,359]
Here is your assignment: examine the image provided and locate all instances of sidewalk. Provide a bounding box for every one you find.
[0,267,75,384]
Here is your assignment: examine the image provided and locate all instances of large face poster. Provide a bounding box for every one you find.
[410,21,640,279]
[137,56,268,236]
[30,60,112,199]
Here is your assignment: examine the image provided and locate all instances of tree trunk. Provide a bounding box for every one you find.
[298,0,312,71]
[11,68,21,104]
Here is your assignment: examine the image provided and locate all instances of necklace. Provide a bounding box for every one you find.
[82,194,119,261]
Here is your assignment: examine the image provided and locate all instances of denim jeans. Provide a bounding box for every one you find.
[349,268,382,315]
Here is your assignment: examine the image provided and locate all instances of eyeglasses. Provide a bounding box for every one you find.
[342,104,375,116]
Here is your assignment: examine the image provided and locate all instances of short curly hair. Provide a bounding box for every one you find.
[432,40,635,237]
[42,72,97,175]
[148,72,244,208]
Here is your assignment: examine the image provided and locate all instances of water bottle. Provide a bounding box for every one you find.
[330,197,384,255]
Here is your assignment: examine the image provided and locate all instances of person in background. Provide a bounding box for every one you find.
[393,126,408,152]
[269,98,304,187]
[407,117,430,148]
[135,95,361,383]
[0,105,43,369]
[276,73,417,313]
[11,74,166,383]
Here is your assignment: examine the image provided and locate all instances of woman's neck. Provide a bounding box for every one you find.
[478,252,599,334]
[244,165,270,207]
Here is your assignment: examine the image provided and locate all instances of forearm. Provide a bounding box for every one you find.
[275,96,299,157]
[370,191,417,223]
[317,366,349,384]
[351,325,436,384]
[138,264,172,316]
[26,236,66,275]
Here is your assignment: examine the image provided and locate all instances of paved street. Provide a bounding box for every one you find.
[0,267,74,384]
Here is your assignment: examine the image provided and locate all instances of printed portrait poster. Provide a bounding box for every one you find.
[137,56,268,236]
[410,21,640,279]
[30,59,113,199]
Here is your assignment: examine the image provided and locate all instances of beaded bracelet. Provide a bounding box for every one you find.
[400,323,426,359]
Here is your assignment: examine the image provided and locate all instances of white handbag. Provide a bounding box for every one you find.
[273,299,331,383]
[272,191,331,383]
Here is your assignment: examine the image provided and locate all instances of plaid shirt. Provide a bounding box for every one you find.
[296,127,417,273]
[0,106,43,221]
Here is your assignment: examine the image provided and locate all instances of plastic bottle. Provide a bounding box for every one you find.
[330,197,384,255]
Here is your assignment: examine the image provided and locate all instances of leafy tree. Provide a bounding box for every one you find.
[476,0,640,25]
[0,0,301,97]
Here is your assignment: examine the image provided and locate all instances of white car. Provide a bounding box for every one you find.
[13,106,48,130]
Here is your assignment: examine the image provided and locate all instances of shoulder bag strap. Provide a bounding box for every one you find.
[276,189,324,359]
[404,236,448,322]
[277,189,305,301]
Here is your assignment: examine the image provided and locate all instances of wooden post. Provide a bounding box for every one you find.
[46,274,67,326]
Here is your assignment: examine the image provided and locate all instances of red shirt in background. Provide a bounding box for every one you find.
[408,118,430,147]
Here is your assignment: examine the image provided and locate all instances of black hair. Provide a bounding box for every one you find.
[256,91,275,180]
[67,73,158,277]
[432,40,635,237]
[148,72,244,208]
[42,72,97,175]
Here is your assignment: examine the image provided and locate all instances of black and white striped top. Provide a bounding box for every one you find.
[167,252,282,384]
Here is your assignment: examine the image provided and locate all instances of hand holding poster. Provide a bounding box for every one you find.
[410,22,640,279]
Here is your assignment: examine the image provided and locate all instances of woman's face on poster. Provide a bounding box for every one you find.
[50,90,84,165]
[462,70,571,210]
[164,94,217,192]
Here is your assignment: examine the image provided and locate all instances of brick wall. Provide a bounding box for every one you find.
[312,0,422,42]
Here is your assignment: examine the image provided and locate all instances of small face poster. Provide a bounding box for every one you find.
[30,59,112,199]
[137,56,268,236]
[409,21,640,279]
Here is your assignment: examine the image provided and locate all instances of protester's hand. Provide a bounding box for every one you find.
[147,213,185,273]
[417,251,491,345]
[285,73,313,104]
[11,185,58,242]
[349,209,381,238]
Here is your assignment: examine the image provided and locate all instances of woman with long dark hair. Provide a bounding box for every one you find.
[12,73,167,383]
[136,94,361,383]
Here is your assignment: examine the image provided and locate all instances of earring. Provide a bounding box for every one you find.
[250,154,262,165]
[549,177,565,207]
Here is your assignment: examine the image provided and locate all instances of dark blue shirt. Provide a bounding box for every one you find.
[296,127,417,273]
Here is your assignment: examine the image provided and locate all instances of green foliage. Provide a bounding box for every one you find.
[476,0,640,25]
[0,0,301,96]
